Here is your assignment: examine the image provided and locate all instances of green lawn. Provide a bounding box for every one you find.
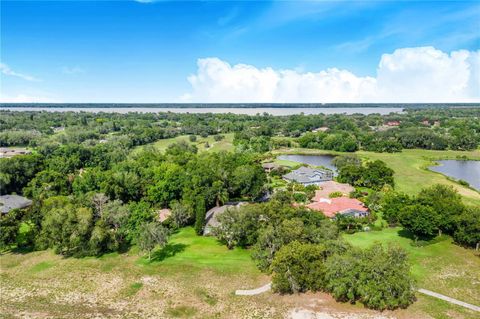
[357,149,480,205]
[345,228,480,319]
[0,227,271,318]
[273,148,480,205]
[137,227,259,274]
[132,133,235,155]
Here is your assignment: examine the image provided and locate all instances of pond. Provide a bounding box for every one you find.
[277,154,337,172]
[429,160,480,190]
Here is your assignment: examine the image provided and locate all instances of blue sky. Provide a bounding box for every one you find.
[1,0,479,103]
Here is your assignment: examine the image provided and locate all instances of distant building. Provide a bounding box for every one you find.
[157,208,172,223]
[203,202,246,235]
[0,148,32,158]
[0,195,33,214]
[283,166,333,186]
[386,121,400,127]
[312,127,329,133]
[262,162,280,173]
[421,120,430,126]
[306,197,368,218]
[51,126,65,133]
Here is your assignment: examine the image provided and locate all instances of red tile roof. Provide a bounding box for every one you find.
[306,197,368,218]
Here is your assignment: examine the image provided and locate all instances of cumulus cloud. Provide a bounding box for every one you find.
[182,47,480,103]
[0,63,39,82]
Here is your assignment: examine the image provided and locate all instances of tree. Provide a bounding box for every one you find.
[381,191,412,225]
[325,244,415,310]
[363,160,394,190]
[212,206,260,249]
[271,241,329,293]
[417,184,464,235]
[210,180,228,207]
[126,200,155,242]
[0,209,23,248]
[325,248,362,303]
[356,244,415,310]
[194,197,206,235]
[170,201,193,228]
[137,222,170,260]
[37,201,94,256]
[232,164,266,199]
[400,204,439,240]
[147,162,186,206]
[453,207,480,249]
[337,164,364,186]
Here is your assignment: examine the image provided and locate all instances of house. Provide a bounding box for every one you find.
[157,208,172,223]
[51,126,65,133]
[312,127,329,133]
[0,148,32,158]
[203,202,246,235]
[306,197,368,218]
[421,120,431,126]
[283,166,333,186]
[386,121,400,127]
[262,162,280,173]
[0,195,33,214]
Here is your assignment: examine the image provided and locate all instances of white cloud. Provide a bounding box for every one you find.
[62,66,85,75]
[0,63,39,82]
[182,47,480,103]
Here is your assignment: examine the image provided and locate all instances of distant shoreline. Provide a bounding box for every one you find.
[0,103,479,109]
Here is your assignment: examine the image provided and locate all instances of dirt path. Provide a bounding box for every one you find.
[417,289,480,312]
[236,283,480,313]
[235,283,271,296]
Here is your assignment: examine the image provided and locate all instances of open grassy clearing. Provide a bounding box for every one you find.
[345,227,480,319]
[273,148,480,205]
[0,227,275,318]
[2,226,449,319]
[131,133,235,155]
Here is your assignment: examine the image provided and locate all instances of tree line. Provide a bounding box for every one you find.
[1,107,479,152]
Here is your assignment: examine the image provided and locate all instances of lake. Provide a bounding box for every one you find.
[429,160,480,190]
[0,106,403,115]
[277,154,337,172]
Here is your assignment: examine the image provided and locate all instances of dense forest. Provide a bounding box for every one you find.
[1,107,479,152]
[1,107,479,311]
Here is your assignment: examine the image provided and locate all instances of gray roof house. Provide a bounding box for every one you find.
[203,202,246,235]
[0,195,33,214]
[283,166,333,185]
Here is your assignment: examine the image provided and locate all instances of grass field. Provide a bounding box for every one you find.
[0,227,278,318]
[345,228,480,319]
[273,148,480,206]
[132,133,235,155]
[2,228,479,318]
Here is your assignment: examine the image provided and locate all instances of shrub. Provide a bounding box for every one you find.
[329,191,343,198]
[293,192,307,203]
[213,134,224,141]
